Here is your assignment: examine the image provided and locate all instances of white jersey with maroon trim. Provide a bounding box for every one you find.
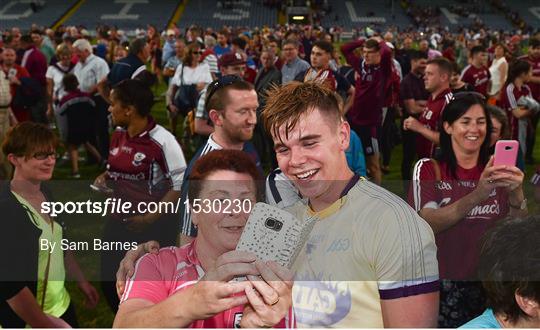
[288,179,439,327]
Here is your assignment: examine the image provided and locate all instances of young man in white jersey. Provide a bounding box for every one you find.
[116,82,440,328]
[260,82,439,327]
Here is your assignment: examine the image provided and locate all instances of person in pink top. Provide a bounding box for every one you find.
[114,150,294,328]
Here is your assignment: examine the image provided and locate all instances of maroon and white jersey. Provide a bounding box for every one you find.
[460,65,491,97]
[341,40,392,127]
[416,89,453,159]
[106,118,186,216]
[519,54,540,101]
[409,159,509,280]
[121,242,295,328]
[499,82,532,140]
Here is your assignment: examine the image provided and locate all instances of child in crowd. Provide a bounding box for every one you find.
[58,74,102,178]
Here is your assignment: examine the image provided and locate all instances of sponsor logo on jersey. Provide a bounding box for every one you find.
[467,199,501,218]
[293,280,352,326]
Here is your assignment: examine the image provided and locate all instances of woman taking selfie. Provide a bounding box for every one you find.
[114,150,293,328]
[410,93,526,327]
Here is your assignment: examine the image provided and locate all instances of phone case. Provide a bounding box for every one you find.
[494,140,519,166]
[236,202,317,269]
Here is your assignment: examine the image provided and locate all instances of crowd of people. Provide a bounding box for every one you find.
[0,19,540,328]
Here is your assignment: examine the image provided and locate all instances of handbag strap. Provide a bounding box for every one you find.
[19,201,52,310]
[40,244,52,310]
[180,64,185,86]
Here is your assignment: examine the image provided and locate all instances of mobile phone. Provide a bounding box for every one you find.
[493,140,519,167]
[235,202,316,269]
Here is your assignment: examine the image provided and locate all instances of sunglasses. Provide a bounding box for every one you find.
[205,75,243,111]
[193,51,203,55]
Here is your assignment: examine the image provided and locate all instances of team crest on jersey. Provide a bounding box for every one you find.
[110,147,119,156]
[132,152,146,166]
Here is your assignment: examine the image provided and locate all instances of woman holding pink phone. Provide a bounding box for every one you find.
[409,93,527,328]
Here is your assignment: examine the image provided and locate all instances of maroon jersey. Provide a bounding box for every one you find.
[460,65,491,97]
[416,89,453,158]
[106,118,186,218]
[519,54,540,101]
[499,83,532,140]
[341,40,392,126]
[409,159,509,279]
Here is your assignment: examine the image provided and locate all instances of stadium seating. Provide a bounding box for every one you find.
[179,0,278,29]
[63,0,179,31]
[319,0,411,30]
[0,0,72,30]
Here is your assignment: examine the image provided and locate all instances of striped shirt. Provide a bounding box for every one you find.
[179,135,261,236]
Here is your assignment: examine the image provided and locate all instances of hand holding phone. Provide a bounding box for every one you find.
[236,203,316,269]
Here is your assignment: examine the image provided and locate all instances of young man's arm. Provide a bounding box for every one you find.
[380,292,439,327]
[340,39,364,69]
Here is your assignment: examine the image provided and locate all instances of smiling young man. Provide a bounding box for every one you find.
[262,82,439,327]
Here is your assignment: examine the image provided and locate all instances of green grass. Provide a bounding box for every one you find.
[55,80,540,327]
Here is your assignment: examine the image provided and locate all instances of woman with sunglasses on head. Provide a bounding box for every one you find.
[0,122,98,328]
[168,42,213,137]
[410,93,526,327]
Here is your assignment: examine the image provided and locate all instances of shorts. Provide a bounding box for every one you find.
[352,124,380,156]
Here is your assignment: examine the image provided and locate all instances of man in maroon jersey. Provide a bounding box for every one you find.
[340,37,392,185]
[460,45,491,97]
[519,38,540,163]
[403,57,453,159]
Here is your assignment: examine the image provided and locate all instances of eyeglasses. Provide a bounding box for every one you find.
[193,51,203,55]
[205,75,242,111]
[32,151,58,160]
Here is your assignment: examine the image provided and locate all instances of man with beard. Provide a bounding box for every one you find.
[178,75,260,243]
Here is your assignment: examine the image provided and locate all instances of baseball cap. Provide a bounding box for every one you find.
[218,52,245,68]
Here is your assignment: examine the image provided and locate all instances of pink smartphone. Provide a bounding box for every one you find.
[494,140,519,166]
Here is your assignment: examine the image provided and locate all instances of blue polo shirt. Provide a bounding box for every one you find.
[107,54,146,86]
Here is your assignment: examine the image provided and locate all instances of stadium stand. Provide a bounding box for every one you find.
[62,0,180,31]
[179,0,278,29]
[319,0,411,30]
[0,0,73,30]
